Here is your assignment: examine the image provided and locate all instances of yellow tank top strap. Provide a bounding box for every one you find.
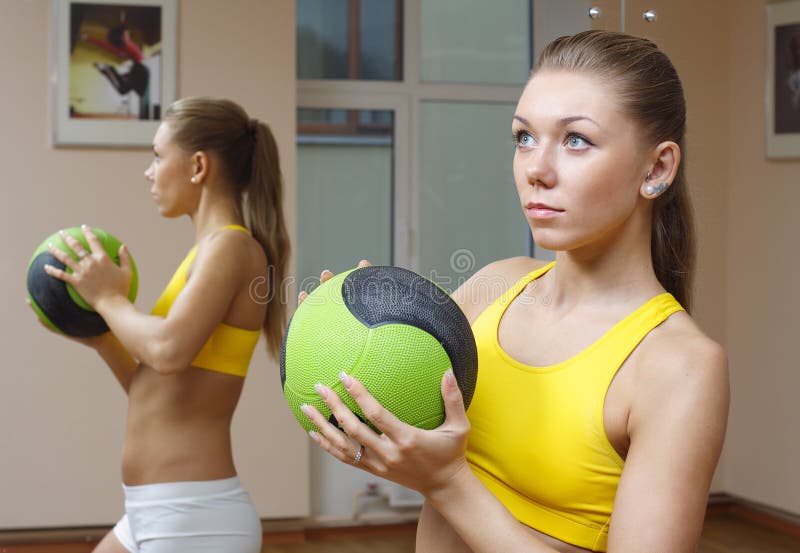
[149,223,261,378]
[591,292,684,371]
[150,247,197,317]
[151,225,251,318]
[472,262,554,331]
[220,224,251,234]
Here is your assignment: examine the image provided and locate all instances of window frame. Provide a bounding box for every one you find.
[297,0,547,270]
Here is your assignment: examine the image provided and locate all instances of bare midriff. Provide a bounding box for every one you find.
[121,364,244,485]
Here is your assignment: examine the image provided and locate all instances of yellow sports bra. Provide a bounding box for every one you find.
[150,225,261,378]
[465,263,684,552]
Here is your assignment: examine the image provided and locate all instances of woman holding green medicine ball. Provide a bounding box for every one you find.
[27,225,138,338]
[32,97,290,553]
[301,31,729,553]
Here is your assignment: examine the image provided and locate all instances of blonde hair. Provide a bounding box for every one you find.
[164,97,290,357]
[535,31,696,310]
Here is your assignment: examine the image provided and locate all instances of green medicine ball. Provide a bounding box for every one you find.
[26,227,138,337]
[281,265,478,433]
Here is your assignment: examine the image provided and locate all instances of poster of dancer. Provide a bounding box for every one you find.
[767,1,800,159]
[53,0,176,146]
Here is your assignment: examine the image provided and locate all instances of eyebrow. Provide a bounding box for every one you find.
[513,114,600,128]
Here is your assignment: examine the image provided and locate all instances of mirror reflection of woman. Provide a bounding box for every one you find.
[38,97,289,553]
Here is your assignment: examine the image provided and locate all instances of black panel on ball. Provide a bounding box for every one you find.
[27,252,110,337]
[279,313,293,389]
[341,266,478,409]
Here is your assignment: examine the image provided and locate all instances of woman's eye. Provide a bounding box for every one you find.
[566,134,590,150]
[514,131,534,148]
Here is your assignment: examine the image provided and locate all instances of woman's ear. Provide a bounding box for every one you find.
[190,150,210,185]
[640,141,681,199]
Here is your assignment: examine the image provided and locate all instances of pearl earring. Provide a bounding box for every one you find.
[644,182,669,196]
[190,176,198,184]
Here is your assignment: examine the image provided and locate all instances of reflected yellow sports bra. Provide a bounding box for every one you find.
[466,263,684,552]
[150,225,261,378]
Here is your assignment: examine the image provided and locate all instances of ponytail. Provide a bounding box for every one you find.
[248,121,291,358]
[164,97,290,357]
[651,157,695,311]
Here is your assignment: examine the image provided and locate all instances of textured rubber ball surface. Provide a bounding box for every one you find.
[281,265,478,433]
[26,227,138,337]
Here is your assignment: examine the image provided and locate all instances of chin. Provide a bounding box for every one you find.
[530,229,564,252]
[530,228,585,254]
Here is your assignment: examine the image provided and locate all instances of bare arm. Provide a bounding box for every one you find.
[45,227,254,375]
[606,335,729,551]
[306,368,559,553]
[90,332,139,393]
[416,501,471,553]
[312,347,727,553]
[304,261,729,553]
[417,325,729,553]
[304,257,555,552]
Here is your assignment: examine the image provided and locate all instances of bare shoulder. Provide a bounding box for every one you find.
[632,313,729,427]
[609,315,729,553]
[644,314,727,378]
[200,227,265,268]
[453,256,551,323]
[190,228,266,288]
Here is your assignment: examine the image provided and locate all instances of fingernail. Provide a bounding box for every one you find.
[300,403,311,416]
[338,371,352,388]
[81,224,88,230]
[47,242,54,249]
[444,368,455,383]
[314,383,328,399]
[308,430,319,441]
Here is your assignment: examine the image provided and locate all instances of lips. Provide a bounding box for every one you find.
[524,202,563,219]
[525,202,562,211]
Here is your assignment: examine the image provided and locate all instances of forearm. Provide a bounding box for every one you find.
[93,333,138,393]
[94,294,176,373]
[426,465,557,553]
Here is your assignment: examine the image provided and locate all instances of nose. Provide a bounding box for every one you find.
[144,161,154,182]
[522,146,556,188]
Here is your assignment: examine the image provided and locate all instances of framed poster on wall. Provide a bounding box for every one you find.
[766,0,800,159]
[52,0,177,147]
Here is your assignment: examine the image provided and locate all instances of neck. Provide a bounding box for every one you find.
[190,184,244,243]
[546,211,663,311]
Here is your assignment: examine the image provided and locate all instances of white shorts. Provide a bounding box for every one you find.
[112,476,262,553]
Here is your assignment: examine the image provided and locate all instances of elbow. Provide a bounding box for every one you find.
[145,338,191,375]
